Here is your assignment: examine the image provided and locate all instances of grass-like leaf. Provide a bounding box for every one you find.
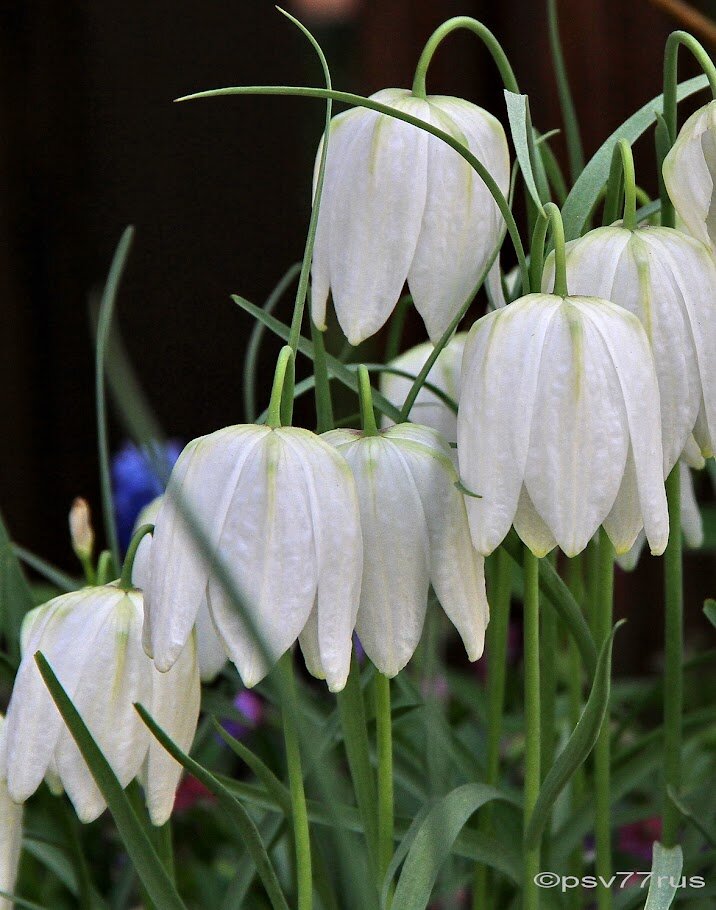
[0,510,35,662]
[524,620,624,848]
[643,843,683,910]
[135,703,290,910]
[35,653,187,910]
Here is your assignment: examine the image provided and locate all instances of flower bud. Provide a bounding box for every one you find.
[321,423,488,676]
[0,586,200,825]
[311,90,509,345]
[69,498,94,561]
[144,425,363,692]
[458,293,669,558]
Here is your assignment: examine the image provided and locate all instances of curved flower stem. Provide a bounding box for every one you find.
[662,466,683,846]
[280,653,313,910]
[530,202,568,296]
[375,673,394,901]
[663,31,716,145]
[411,16,519,99]
[473,547,512,910]
[311,316,334,433]
[267,346,295,429]
[594,528,614,910]
[523,548,541,910]
[604,140,638,230]
[358,365,379,436]
[119,523,154,590]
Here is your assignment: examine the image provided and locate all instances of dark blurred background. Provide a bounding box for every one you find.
[1,0,714,667]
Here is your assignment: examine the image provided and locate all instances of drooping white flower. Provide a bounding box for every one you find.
[543,224,716,464]
[320,423,488,677]
[144,425,363,692]
[458,294,669,558]
[663,100,716,249]
[380,333,466,443]
[311,89,509,345]
[0,586,200,825]
[617,458,704,571]
[133,497,227,683]
[0,716,22,910]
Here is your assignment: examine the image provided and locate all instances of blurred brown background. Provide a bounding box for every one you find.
[0,0,714,665]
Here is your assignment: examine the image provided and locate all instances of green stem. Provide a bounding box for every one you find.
[473,547,512,910]
[358,365,379,436]
[267,346,294,429]
[280,653,313,910]
[539,594,557,861]
[311,316,334,433]
[384,295,411,364]
[375,673,394,901]
[605,140,637,230]
[411,16,519,99]
[531,202,568,296]
[546,0,584,182]
[119,523,154,591]
[663,31,716,146]
[523,548,541,910]
[662,466,683,846]
[565,556,585,910]
[96,549,115,586]
[594,528,613,910]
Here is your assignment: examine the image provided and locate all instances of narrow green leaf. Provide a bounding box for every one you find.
[212,719,291,815]
[221,814,285,910]
[390,783,512,910]
[501,533,597,677]
[0,892,49,910]
[12,545,79,593]
[231,294,402,422]
[525,620,625,848]
[546,0,584,181]
[35,653,187,910]
[380,802,432,909]
[667,786,716,847]
[643,843,683,910]
[96,227,135,570]
[0,510,35,661]
[562,75,708,239]
[504,91,545,213]
[135,704,290,910]
[703,598,716,628]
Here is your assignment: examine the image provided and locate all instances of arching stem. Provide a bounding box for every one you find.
[531,202,568,296]
[119,524,154,591]
[606,140,638,231]
[358,365,379,436]
[663,30,716,146]
[267,346,295,429]
[412,16,519,99]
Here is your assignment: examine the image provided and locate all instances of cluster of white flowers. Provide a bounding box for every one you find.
[1,77,714,899]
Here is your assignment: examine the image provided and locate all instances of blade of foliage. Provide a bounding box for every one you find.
[135,704,290,910]
[546,0,584,180]
[35,653,187,910]
[525,621,624,848]
[232,294,402,422]
[243,262,301,422]
[505,91,545,212]
[501,533,597,676]
[0,892,49,910]
[703,598,716,628]
[390,783,513,909]
[212,719,291,814]
[380,802,432,909]
[96,226,135,571]
[13,544,79,593]
[667,787,716,847]
[221,814,285,910]
[0,510,35,661]
[562,75,708,239]
[643,843,683,910]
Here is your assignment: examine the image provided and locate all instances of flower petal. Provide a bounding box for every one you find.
[407,98,509,342]
[513,486,557,558]
[206,430,318,688]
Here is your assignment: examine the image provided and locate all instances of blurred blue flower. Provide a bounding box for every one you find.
[112,440,183,552]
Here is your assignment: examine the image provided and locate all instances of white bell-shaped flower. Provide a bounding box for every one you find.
[133,496,227,683]
[144,425,363,692]
[0,585,200,825]
[0,716,22,910]
[321,419,488,677]
[311,89,509,345]
[458,293,669,558]
[380,333,466,444]
[543,224,716,465]
[663,100,716,249]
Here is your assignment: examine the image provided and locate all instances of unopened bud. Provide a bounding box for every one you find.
[69,498,94,560]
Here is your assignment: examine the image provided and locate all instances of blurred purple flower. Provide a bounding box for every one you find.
[618,817,662,863]
[111,440,182,551]
[221,690,265,742]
